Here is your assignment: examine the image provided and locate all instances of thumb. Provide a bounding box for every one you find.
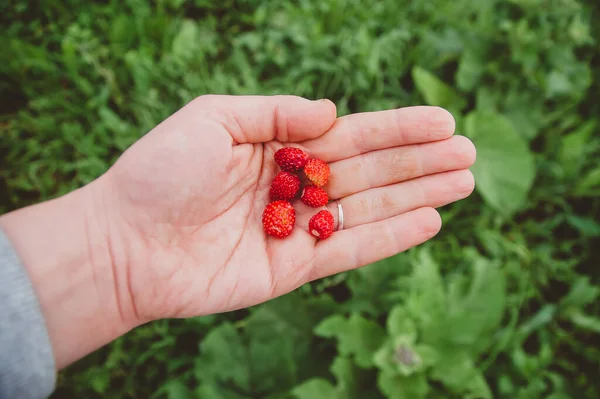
[193,94,337,144]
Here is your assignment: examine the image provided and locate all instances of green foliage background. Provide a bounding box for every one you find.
[2,0,600,398]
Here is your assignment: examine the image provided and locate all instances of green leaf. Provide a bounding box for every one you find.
[109,14,135,47]
[430,351,487,396]
[245,293,329,393]
[196,294,329,395]
[292,356,372,399]
[330,356,357,395]
[90,369,110,393]
[503,89,543,141]
[374,332,437,378]
[432,351,493,397]
[411,66,467,112]
[466,110,536,215]
[405,248,446,335]
[291,379,336,399]
[386,306,417,342]
[195,322,250,391]
[167,0,187,9]
[456,48,485,92]
[315,313,386,368]
[547,394,573,399]
[565,215,600,237]
[545,70,573,98]
[195,382,250,399]
[413,344,438,370]
[565,309,600,334]
[516,305,556,343]
[558,121,596,176]
[460,370,493,399]
[160,380,192,399]
[172,19,201,62]
[560,277,600,308]
[442,259,506,349]
[574,167,600,197]
[377,370,429,399]
[345,255,409,316]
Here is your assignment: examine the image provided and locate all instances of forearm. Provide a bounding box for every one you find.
[0,179,131,369]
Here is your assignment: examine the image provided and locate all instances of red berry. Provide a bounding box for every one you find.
[304,158,330,187]
[301,185,329,208]
[262,200,296,238]
[308,210,335,239]
[269,171,301,201]
[274,147,309,172]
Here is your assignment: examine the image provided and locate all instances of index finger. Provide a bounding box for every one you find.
[300,106,455,162]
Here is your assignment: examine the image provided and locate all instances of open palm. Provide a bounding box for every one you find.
[99,95,476,326]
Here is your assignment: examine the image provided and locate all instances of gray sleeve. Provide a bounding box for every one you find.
[0,228,56,399]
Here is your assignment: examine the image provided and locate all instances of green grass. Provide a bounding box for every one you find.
[1,0,600,398]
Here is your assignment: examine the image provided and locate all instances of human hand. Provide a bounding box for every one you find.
[96,95,476,325]
[0,95,476,369]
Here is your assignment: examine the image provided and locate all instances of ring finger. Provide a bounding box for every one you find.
[296,169,475,230]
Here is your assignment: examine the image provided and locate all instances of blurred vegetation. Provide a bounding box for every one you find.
[1,0,600,398]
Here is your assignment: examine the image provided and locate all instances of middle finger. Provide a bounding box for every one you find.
[325,135,476,199]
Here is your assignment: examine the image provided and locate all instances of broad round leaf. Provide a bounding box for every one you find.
[466,111,536,215]
[412,66,467,112]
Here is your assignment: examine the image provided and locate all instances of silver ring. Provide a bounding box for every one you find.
[336,200,344,231]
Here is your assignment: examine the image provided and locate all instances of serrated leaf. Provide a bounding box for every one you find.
[405,249,446,334]
[387,306,417,341]
[430,350,481,393]
[412,66,467,112]
[315,313,386,368]
[466,110,536,215]
[460,370,493,399]
[196,295,326,396]
[345,255,409,316]
[442,259,506,348]
[195,322,250,391]
[245,293,327,393]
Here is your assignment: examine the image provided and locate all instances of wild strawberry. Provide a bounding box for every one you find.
[274,147,309,172]
[262,200,296,238]
[269,171,301,201]
[301,185,329,208]
[308,209,335,239]
[304,158,330,187]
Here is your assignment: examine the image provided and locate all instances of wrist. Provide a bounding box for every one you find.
[0,177,134,369]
